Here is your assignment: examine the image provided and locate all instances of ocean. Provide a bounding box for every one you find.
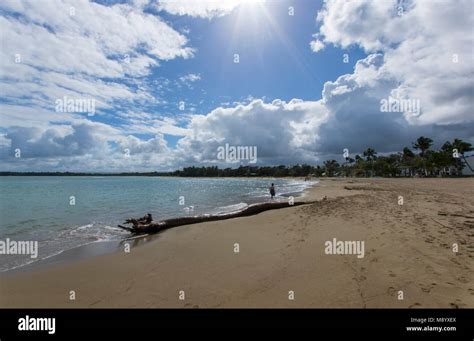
[0,176,317,271]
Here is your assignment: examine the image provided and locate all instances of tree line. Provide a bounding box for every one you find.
[1,137,472,178]
[173,137,473,178]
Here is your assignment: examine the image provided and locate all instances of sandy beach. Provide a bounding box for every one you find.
[1,178,473,308]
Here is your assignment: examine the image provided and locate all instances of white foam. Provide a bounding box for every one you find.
[212,202,249,215]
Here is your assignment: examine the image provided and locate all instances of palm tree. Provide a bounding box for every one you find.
[323,160,340,177]
[362,148,377,176]
[452,138,474,173]
[402,147,415,158]
[363,148,377,161]
[412,136,433,157]
[412,136,434,176]
[401,147,415,176]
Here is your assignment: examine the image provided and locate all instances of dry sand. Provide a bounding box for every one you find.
[1,178,473,308]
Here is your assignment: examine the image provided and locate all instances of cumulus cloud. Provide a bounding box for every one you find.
[175,99,327,165]
[2,122,114,160]
[0,121,175,172]
[310,39,325,53]
[118,134,169,155]
[309,33,325,52]
[0,0,195,171]
[0,0,194,125]
[315,0,405,52]
[312,0,474,126]
[155,0,246,19]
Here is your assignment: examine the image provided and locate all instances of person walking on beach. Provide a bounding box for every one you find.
[269,183,276,199]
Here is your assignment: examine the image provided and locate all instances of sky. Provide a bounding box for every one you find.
[0,0,473,172]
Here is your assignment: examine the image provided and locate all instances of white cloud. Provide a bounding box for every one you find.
[0,0,198,171]
[118,134,169,155]
[316,0,405,52]
[2,122,115,159]
[309,33,325,53]
[122,115,191,136]
[155,0,246,19]
[179,73,201,83]
[312,0,474,126]
[175,99,327,165]
[310,39,325,53]
[0,0,194,125]
[0,121,176,172]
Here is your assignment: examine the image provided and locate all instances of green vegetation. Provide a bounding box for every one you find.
[1,137,472,178]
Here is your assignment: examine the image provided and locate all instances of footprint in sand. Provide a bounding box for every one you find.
[425,265,438,275]
[387,287,396,296]
[419,283,433,293]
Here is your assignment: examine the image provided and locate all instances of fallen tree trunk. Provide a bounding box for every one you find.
[118,201,316,235]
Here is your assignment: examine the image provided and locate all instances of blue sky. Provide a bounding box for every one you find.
[152,0,365,103]
[110,0,368,147]
[0,0,473,171]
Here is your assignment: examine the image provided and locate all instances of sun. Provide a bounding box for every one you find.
[223,0,272,49]
[238,0,266,6]
[228,0,266,12]
[232,0,267,26]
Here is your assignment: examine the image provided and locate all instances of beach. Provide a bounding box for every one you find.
[0,178,473,308]
[0,176,311,272]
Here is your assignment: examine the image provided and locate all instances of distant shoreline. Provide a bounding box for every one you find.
[1,172,472,178]
[0,173,315,180]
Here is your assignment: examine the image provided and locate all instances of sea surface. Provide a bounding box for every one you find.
[0,176,317,271]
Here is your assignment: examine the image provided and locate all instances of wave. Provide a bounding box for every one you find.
[211,202,249,215]
[67,223,127,242]
[211,180,317,215]
[245,179,318,198]
[0,223,129,272]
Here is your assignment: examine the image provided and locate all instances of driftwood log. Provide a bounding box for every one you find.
[118,201,316,235]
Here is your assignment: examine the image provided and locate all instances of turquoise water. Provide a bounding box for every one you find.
[0,176,316,271]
